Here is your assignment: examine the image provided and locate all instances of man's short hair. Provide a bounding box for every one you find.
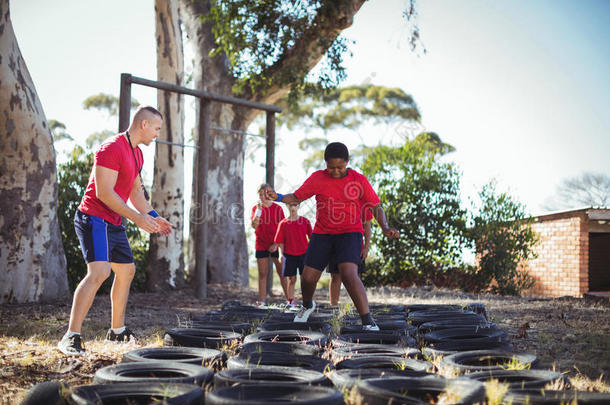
[324,142,349,162]
[133,106,163,124]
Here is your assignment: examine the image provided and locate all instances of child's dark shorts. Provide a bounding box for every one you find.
[327,257,367,274]
[305,232,363,271]
[282,254,305,277]
[74,210,134,264]
[255,250,279,259]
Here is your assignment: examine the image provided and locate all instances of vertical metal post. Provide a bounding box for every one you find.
[265,112,276,297]
[118,73,132,132]
[195,99,210,299]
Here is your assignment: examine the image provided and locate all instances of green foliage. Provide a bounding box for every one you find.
[49,119,74,142]
[82,93,139,116]
[204,0,351,97]
[277,84,421,131]
[467,181,538,296]
[361,137,469,283]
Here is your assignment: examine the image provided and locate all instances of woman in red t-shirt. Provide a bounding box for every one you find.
[251,184,287,306]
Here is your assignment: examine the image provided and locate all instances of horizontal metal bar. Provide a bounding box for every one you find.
[210,125,266,138]
[126,74,282,113]
[155,139,199,149]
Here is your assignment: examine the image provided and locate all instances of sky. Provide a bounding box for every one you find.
[10,0,610,225]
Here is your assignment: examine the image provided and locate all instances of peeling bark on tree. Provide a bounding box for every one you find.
[147,0,186,291]
[0,0,69,303]
[178,0,365,287]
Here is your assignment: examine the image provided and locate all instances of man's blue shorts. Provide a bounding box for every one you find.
[74,210,134,264]
[304,232,363,271]
[282,254,305,277]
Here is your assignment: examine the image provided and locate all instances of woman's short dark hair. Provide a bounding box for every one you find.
[324,142,349,162]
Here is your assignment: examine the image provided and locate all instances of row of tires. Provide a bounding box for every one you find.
[22,301,609,404]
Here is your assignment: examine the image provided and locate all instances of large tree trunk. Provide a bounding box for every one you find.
[0,0,69,303]
[178,0,365,288]
[147,0,186,290]
[181,0,249,286]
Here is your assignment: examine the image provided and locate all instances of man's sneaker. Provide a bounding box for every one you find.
[105,327,138,343]
[294,300,316,323]
[362,322,380,332]
[57,334,85,356]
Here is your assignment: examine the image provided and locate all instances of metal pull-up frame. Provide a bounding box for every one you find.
[118,73,282,299]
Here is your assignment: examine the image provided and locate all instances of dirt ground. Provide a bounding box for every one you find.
[1,283,608,404]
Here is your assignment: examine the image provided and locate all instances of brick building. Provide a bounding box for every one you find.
[522,207,610,297]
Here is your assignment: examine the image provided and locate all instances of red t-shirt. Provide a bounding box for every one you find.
[294,169,380,235]
[251,203,285,251]
[78,134,142,226]
[274,216,313,256]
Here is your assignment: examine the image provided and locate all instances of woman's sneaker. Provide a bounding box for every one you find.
[105,327,138,343]
[57,334,85,356]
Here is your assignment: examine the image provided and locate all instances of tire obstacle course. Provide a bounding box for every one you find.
[21,301,610,404]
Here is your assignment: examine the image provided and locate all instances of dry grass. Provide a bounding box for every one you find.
[1,283,609,404]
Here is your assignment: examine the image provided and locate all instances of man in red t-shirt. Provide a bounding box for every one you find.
[266,142,399,330]
[57,106,172,356]
[274,202,313,307]
[251,184,287,306]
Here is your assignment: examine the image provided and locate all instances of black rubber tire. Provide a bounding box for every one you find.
[238,341,320,357]
[331,344,421,361]
[206,384,344,405]
[227,352,333,373]
[69,382,204,405]
[328,368,433,390]
[408,310,485,326]
[92,361,214,385]
[422,327,510,351]
[192,313,268,323]
[333,332,417,347]
[268,312,334,323]
[335,356,432,372]
[369,304,406,313]
[164,328,242,349]
[21,381,69,405]
[461,369,566,389]
[342,314,406,325]
[243,330,328,346]
[340,321,416,336]
[214,366,330,388]
[440,350,539,373]
[464,302,488,320]
[356,375,486,405]
[189,321,253,335]
[422,345,514,359]
[122,346,223,367]
[258,321,332,335]
[405,304,461,313]
[503,389,610,404]
[418,320,497,335]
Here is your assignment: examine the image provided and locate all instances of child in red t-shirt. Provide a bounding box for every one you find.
[265,142,399,329]
[251,184,288,306]
[274,202,313,307]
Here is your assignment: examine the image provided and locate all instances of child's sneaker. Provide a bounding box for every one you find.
[362,321,380,332]
[57,334,85,356]
[288,298,299,308]
[105,327,138,343]
[256,301,267,308]
[294,300,316,323]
